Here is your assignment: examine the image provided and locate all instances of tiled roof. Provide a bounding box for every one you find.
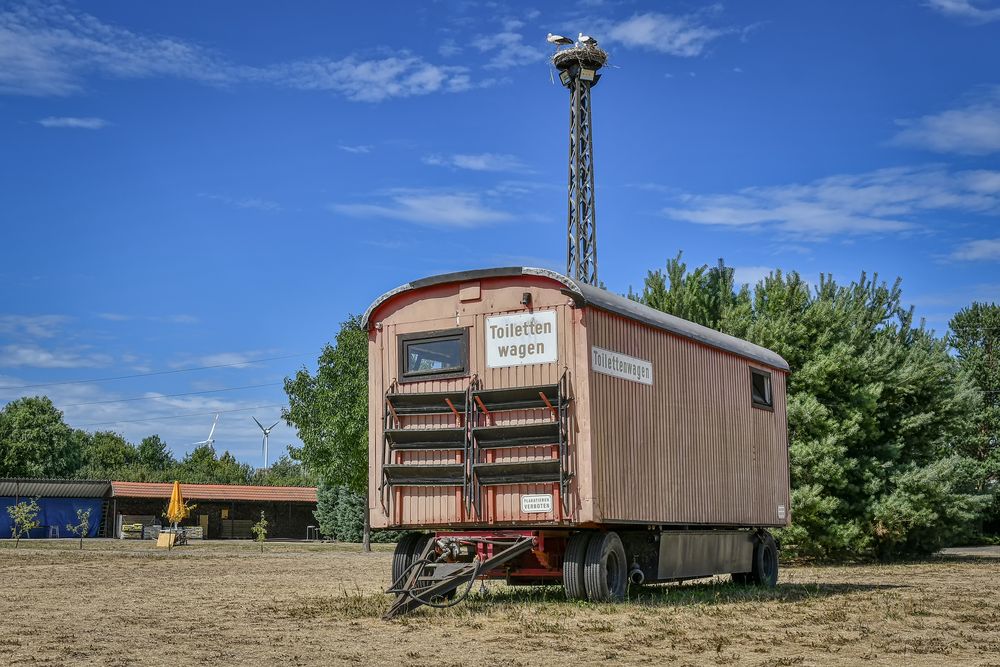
[110,481,317,503]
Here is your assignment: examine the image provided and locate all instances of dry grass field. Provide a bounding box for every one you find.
[1,539,998,666]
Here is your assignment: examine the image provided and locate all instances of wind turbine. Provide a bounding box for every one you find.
[190,413,219,449]
[253,417,279,469]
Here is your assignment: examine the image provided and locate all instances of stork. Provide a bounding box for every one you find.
[578,33,598,47]
[547,32,574,46]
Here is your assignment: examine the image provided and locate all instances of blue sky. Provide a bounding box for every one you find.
[1,0,998,467]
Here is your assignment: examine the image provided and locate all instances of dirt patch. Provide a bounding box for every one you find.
[2,540,998,666]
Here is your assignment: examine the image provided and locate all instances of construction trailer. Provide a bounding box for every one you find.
[365,267,790,616]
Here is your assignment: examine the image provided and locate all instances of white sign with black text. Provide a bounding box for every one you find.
[485,310,558,368]
[520,494,553,514]
[592,346,654,386]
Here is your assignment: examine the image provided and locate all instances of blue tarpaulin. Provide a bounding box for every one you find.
[1,497,103,538]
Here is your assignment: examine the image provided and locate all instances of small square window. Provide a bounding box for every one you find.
[751,368,773,410]
[398,328,468,381]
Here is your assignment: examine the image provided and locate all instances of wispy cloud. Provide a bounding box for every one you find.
[0,314,69,339]
[37,116,107,129]
[473,31,547,69]
[338,144,372,154]
[604,10,734,57]
[949,238,1000,261]
[891,86,1000,155]
[198,193,281,212]
[331,190,514,228]
[423,152,530,172]
[0,3,472,102]
[254,56,472,102]
[731,265,775,287]
[924,0,1000,23]
[663,165,1000,239]
[438,40,461,58]
[0,344,111,368]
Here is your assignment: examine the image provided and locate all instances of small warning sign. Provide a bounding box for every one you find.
[520,494,553,514]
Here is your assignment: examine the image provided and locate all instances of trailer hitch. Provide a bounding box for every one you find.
[383,535,536,620]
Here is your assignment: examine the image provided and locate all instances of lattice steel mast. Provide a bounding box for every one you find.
[553,37,607,286]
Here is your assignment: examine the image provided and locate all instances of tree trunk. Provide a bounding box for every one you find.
[362,506,371,552]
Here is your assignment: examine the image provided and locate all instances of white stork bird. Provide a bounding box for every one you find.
[578,33,598,47]
[547,33,574,46]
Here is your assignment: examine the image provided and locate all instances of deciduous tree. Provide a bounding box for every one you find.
[284,315,371,550]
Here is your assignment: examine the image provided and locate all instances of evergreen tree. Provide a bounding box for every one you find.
[949,302,1000,532]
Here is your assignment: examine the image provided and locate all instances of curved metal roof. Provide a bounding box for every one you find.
[363,267,789,371]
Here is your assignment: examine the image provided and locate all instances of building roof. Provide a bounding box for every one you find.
[363,266,790,372]
[0,479,111,498]
[110,481,317,503]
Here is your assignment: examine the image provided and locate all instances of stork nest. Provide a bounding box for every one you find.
[552,45,608,71]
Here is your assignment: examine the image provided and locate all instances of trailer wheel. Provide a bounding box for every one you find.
[748,532,779,587]
[392,533,421,586]
[562,532,592,600]
[583,531,627,602]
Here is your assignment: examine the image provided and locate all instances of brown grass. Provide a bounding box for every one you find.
[1,539,998,666]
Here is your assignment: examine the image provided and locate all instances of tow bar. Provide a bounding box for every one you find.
[383,535,536,620]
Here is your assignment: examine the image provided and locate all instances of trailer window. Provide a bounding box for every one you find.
[398,328,468,380]
[751,369,773,410]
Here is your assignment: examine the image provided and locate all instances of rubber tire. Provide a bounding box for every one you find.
[562,532,592,600]
[748,532,779,587]
[392,533,421,585]
[583,531,628,602]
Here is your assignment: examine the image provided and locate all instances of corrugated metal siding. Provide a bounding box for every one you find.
[586,309,790,527]
[369,277,581,528]
[0,479,111,499]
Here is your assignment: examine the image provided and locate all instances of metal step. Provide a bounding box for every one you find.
[387,391,466,415]
[473,422,559,448]
[473,460,561,485]
[385,427,466,450]
[473,384,559,411]
[383,463,465,486]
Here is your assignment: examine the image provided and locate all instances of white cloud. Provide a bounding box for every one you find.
[731,266,774,287]
[0,314,68,338]
[331,191,513,228]
[438,40,461,58]
[663,165,1000,239]
[0,344,111,368]
[423,152,529,172]
[925,0,1000,23]
[338,144,372,154]
[0,4,472,102]
[255,55,472,102]
[172,350,275,369]
[37,116,107,129]
[949,238,1000,261]
[605,11,732,57]
[892,87,1000,155]
[473,31,546,69]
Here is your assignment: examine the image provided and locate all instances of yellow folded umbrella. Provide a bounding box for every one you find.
[166,481,190,525]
